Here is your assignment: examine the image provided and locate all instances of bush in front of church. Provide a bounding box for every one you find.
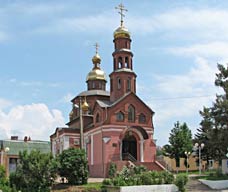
[9,150,57,192]
[0,165,12,192]
[57,148,88,185]
[102,165,175,187]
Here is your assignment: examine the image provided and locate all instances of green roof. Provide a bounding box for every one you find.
[2,140,51,155]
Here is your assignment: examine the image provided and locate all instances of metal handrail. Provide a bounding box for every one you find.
[122,152,137,162]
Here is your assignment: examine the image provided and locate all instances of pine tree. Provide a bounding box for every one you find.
[164,121,192,171]
[196,63,228,162]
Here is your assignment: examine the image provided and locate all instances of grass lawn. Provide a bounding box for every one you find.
[191,169,228,181]
[197,174,228,180]
[51,182,102,192]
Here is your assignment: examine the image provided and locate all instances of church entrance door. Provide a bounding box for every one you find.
[122,134,137,161]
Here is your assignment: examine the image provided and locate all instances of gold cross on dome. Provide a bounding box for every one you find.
[94,42,99,54]
[115,3,128,27]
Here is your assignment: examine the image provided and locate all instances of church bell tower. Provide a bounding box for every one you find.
[110,4,137,102]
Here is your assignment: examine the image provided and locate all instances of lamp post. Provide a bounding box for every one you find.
[194,143,204,175]
[75,96,89,150]
[79,97,84,150]
[185,151,191,174]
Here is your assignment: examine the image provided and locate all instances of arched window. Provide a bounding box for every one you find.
[125,57,129,68]
[110,79,113,91]
[127,77,131,92]
[113,58,116,69]
[130,58,133,69]
[96,113,100,123]
[117,77,121,89]
[128,105,135,122]
[139,113,146,123]
[116,111,124,121]
[118,57,122,69]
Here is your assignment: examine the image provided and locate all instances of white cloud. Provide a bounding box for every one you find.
[33,7,228,37]
[154,57,216,95]
[60,93,74,103]
[151,92,215,146]
[168,42,228,60]
[7,78,62,88]
[141,57,220,145]
[0,2,68,17]
[33,11,116,34]
[0,103,65,140]
[2,1,228,42]
[128,8,228,41]
[0,98,12,110]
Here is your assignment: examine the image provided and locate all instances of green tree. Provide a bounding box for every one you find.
[196,64,228,162]
[57,148,88,185]
[164,121,192,171]
[10,150,57,192]
[0,165,12,192]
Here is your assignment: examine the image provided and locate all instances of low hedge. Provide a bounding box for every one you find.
[103,165,174,187]
[103,165,189,192]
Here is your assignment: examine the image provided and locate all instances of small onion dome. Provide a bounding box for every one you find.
[69,110,74,120]
[114,26,130,39]
[92,53,101,64]
[86,69,106,82]
[81,98,89,111]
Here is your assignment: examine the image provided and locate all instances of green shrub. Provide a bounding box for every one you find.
[113,177,127,186]
[162,171,174,184]
[119,166,130,177]
[150,171,159,184]
[58,148,88,185]
[9,150,57,192]
[102,178,112,186]
[133,165,147,174]
[140,171,153,185]
[175,173,188,192]
[102,165,176,187]
[156,173,163,184]
[215,168,223,178]
[108,163,117,178]
[0,165,7,185]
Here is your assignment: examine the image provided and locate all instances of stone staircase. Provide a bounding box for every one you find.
[114,160,166,172]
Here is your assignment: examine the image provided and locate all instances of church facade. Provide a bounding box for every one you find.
[50,4,164,177]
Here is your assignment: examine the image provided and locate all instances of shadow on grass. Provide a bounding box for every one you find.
[52,183,72,190]
[51,182,102,192]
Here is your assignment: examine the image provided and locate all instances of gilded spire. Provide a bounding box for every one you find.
[92,42,101,65]
[81,96,89,112]
[115,3,128,27]
[114,3,130,39]
[87,43,106,82]
[94,42,99,54]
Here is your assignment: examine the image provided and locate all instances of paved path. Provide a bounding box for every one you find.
[88,178,104,183]
[186,178,221,192]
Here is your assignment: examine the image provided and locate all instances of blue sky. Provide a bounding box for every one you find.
[0,0,228,146]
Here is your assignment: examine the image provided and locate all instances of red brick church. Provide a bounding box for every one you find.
[50,4,164,177]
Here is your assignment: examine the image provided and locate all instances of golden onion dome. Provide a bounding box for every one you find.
[114,26,130,39]
[86,68,106,82]
[69,110,73,117]
[92,53,101,64]
[81,98,89,111]
[69,110,74,120]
